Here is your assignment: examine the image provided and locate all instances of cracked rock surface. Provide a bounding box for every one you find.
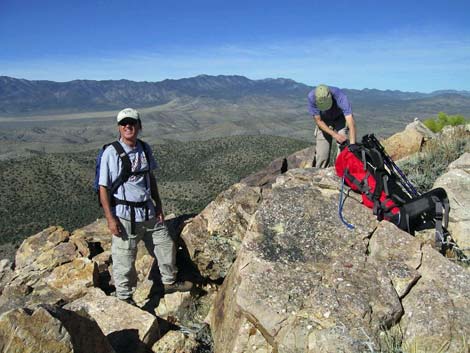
[208,168,470,353]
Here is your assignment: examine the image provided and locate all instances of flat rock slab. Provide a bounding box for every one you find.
[65,288,159,353]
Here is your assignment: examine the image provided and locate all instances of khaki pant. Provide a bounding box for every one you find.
[314,126,349,168]
[111,217,177,300]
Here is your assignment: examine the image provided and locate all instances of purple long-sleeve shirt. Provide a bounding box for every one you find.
[307,86,353,124]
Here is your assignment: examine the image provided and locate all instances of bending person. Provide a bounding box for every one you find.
[308,84,356,168]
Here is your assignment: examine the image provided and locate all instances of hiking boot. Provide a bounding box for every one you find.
[163,280,193,294]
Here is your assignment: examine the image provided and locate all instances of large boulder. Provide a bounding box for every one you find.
[210,167,470,353]
[433,152,470,257]
[400,246,470,352]
[45,258,99,300]
[212,168,397,352]
[65,288,160,353]
[0,218,117,316]
[382,119,436,161]
[15,226,76,271]
[0,305,115,353]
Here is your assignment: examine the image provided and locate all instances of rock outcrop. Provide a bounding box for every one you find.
[181,167,470,352]
[434,152,470,257]
[0,123,469,353]
[0,305,115,353]
[382,119,436,161]
[0,219,204,353]
[65,288,160,352]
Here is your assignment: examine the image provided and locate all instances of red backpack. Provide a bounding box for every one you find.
[335,135,449,244]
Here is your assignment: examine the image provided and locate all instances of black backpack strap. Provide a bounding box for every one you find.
[137,139,152,189]
[109,141,132,195]
[114,199,149,234]
[137,139,151,166]
[110,140,152,234]
[432,195,445,246]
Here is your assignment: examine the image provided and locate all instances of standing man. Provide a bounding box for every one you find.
[307,84,356,168]
[99,108,192,305]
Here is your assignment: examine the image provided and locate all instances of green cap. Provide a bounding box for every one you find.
[315,84,333,111]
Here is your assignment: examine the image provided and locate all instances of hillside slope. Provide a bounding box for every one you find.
[0,135,309,259]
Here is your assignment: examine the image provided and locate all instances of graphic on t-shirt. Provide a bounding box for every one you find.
[128,151,148,182]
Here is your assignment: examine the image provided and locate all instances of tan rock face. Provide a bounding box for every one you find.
[369,222,422,298]
[210,167,470,353]
[70,218,112,254]
[15,226,73,270]
[382,120,435,161]
[212,168,396,353]
[401,246,470,353]
[46,258,99,300]
[0,307,73,353]
[0,305,115,353]
[0,217,117,315]
[181,183,262,280]
[433,153,470,257]
[155,291,193,320]
[65,288,160,352]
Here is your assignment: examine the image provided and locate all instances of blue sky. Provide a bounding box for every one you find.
[1,0,470,92]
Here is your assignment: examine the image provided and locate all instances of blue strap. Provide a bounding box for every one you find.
[339,174,355,230]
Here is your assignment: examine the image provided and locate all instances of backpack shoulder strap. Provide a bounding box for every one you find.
[137,139,151,166]
[109,141,132,195]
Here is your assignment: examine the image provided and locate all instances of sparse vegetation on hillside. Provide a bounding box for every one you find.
[423,112,469,133]
[0,135,309,257]
[398,127,469,192]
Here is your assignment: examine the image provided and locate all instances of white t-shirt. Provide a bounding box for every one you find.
[99,139,158,221]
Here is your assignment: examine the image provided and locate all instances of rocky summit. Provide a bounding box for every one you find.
[0,124,469,353]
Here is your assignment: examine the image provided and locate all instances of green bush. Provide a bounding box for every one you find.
[423,112,468,133]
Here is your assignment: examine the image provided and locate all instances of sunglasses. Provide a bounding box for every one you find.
[119,118,138,126]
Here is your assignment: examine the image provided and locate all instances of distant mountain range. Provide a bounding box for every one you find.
[1,75,470,160]
[1,75,470,115]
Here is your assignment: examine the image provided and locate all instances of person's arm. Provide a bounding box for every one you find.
[149,173,164,224]
[99,185,121,236]
[345,114,356,144]
[314,115,347,144]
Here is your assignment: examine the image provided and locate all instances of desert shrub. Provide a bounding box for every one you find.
[398,127,469,192]
[423,112,468,133]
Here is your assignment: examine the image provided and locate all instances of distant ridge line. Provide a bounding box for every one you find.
[1,74,469,115]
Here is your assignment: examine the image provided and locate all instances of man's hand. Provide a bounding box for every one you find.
[107,216,121,236]
[334,133,347,144]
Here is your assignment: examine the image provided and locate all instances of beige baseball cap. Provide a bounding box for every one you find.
[116,108,140,123]
[315,84,333,111]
